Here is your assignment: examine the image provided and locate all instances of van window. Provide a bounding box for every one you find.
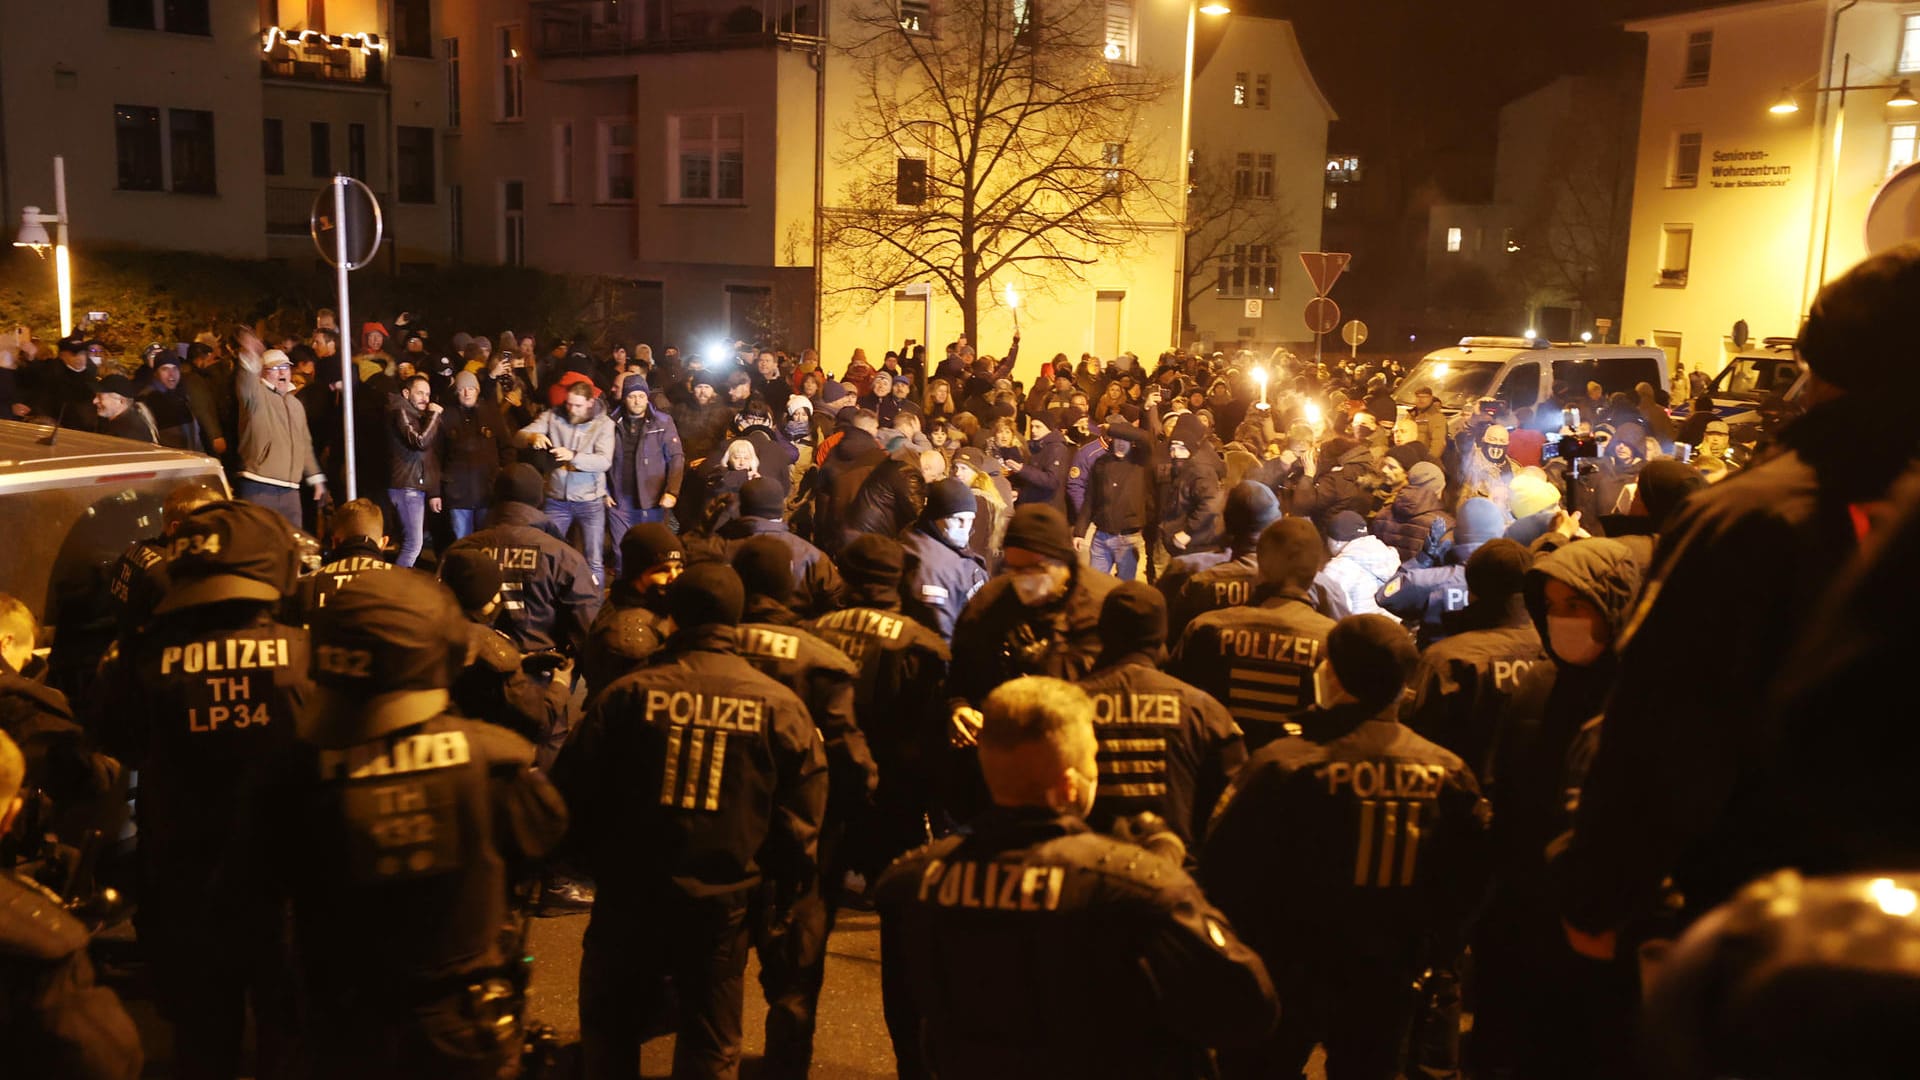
[1393,358,1503,408]
[1496,362,1539,410]
[1553,356,1663,400]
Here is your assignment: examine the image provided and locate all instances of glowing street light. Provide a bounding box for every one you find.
[1581,331,1594,343]
[1769,88,1800,115]
[12,156,73,339]
[1198,1,1231,14]
[1523,328,1538,341]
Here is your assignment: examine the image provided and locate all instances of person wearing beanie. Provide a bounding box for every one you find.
[1157,412,1227,564]
[430,544,575,762]
[1374,460,1453,563]
[439,366,515,539]
[1379,496,1506,649]
[1285,432,1382,536]
[605,368,685,578]
[442,462,601,656]
[1172,519,1338,752]
[717,476,846,617]
[1076,582,1245,845]
[1161,480,1279,640]
[553,559,827,1080]
[1003,406,1074,514]
[899,476,992,640]
[1201,612,1487,1080]
[1074,420,1155,580]
[229,571,565,1079]
[580,523,683,697]
[1320,509,1400,617]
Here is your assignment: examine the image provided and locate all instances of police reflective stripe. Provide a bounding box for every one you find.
[661,725,684,804]
[1354,800,1375,886]
[1227,661,1307,724]
[704,731,728,812]
[1400,801,1423,885]
[682,729,708,808]
[1099,781,1169,797]
[1354,798,1428,888]
[1103,759,1162,775]
[1100,737,1167,753]
[1377,801,1399,886]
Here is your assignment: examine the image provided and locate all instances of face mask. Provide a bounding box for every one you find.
[1484,444,1507,463]
[941,516,973,548]
[786,419,811,439]
[1011,566,1065,607]
[1111,441,1129,459]
[1547,615,1607,666]
[1312,661,1346,706]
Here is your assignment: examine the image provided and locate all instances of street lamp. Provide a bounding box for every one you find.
[12,156,73,339]
[1171,0,1231,342]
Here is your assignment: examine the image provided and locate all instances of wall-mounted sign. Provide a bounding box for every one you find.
[1710,149,1792,189]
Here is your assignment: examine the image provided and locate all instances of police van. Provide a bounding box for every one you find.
[1392,337,1670,421]
[1677,337,1805,444]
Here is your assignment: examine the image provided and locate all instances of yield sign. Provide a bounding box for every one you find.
[1298,251,1351,297]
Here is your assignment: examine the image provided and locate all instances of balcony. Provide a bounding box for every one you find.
[267,185,389,237]
[531,0,820,57]
[261,29,387,87]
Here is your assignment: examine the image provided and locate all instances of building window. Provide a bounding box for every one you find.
[1659,224,1692,287]
[726,284,773,343]
[898,0,931,33]
[1215,244,1277,297]
[397,126,435,203]
[1445,226,1463,253]
[896,157,928,205]
[502,180,525,265]
[669,113,745,203]
[598,119,636,202]
[450,183,464,261]
[115,105,163,191]
[1324,190,1338,210]
[394,0,433,58]
[1233,152,1253,196]
[263,118,285,176]
[1902,14,1920,74]
[1891,123,1919,177]
[1255,152,1274,198]
[1102,142,1124,197]
[310,121,332,177]
[1254,73,1270,109]
[1670,131,1702,188]
[1013,0,1035,41]
[445,37,462,128]
[348,123,367,180]
[552,121,575,203]
[1682,30,1712,87]
[1326,155,1361,183]
[1103,0,1134,63]
[109,0,209,34]
[497,25,524,121]
[1233,72,1249,107]
[169,108,216,194]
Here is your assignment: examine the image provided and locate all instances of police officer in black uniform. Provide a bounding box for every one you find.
[580,523,682,700]
[97,501,309,1080]
[1202,614,1491,1080]
[898,478,989,641]
[106,480,222,639]
[293,497,392,623]
[876,675,1278,1078]
[0,729,144,1080]
[553,564,828,1080]
[1077,582,1244,847]
[442,463,601,656]
[1160,482,1281,640]
[1172,518,1337,752]
[228,571,568,1079]
[436,547,573,747]
[1403,538,1543,780]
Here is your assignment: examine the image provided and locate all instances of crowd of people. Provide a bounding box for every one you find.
[4,244,1920,1080]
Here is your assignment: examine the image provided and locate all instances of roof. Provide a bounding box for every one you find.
[0,419,225,492]
[1201,16,1338,122]
[1624,0,1828,33]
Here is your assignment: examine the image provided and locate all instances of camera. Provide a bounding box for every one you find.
[1552,432,1599,461]
[1673,443,1695,464]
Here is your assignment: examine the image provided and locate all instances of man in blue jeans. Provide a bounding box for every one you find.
[605,374,684,578]
[518,381,615,583]
[385,374,443,567]
[1073,420,1153,581]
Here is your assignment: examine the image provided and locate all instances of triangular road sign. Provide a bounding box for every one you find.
[1298,252,1351,297]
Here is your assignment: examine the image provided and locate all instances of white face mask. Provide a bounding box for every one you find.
[1547,615,1607,666]
[941,513,974,548]
[1312,661,1348,707]
[1011,566,1066,607]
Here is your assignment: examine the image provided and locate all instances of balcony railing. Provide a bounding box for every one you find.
[261,33,387,87]
[531,0,820,57]
[267,185,389,237]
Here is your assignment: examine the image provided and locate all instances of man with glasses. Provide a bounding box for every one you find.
[234,328,329,528]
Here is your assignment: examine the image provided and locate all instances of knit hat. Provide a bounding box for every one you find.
[1097,581,1167,656]
[621,373,649,398]
[93,373,137,398]
[731,535,795,604]
[438,547,504,613]
[1407,461,1445,492]
[740,477,787,519]
[1326,510,1369,543]
[841,534,906,588]
[1457,497,1505,548]
[1465,538,1532,602]
[954,446,994,476]
[1636,459,1707,529]
[1798,243,1920,394]
[453,371,480,394]
[1325,614,1418,710]
[1003,504,1077,565]
[619,523,684,578]
[667,563,746,628]
[494,462,544,507]
[1258,518,1327,588]
[1170,413,1206,449]
[924,477,976,520]
[1223,481,1282,538]
[1507,472,1561,521]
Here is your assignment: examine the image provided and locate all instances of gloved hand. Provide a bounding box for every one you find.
[1110,811,1187,865]
[1422,515,1451,564]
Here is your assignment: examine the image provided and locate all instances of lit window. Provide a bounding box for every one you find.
[1670,131,1702,188]
[899,0,930,33]
[1446,227,1463,253]
[1103,0,1134,62]
[1254,74,1270,109]
[553,122,575,203]
[1233,72,1248,107]
[1324,190,1338,210]
[1682,30,1712,87]
[1103,142,1124,196]
[670,113,745,203]
[600,119,636,202]
[1901,14,1920,74]
[1659,224,1692,287]
[1891,123,1919,178]
[498,24,525,121]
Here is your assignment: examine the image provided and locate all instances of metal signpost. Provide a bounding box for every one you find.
[1299,251,1351,366]
[311,176,383,500]
[1342,318,1369,360]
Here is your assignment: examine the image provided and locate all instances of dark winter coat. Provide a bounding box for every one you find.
[1373,468,1454,562]
[439,399,514,510]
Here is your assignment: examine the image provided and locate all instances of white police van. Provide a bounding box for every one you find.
[1392,337,1670,421]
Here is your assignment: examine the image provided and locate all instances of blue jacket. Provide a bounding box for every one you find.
[899,523,990,641]
[609,404,685,509]
[1011,430,1072,511]
[1065,437,1109,522]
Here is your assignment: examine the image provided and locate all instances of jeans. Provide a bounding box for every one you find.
[1089,529,1146,581]
[545,497,607,584]
[388,487,427,567]
[448,506,486,540]
[233,477,302,529]
[605,503,671,579]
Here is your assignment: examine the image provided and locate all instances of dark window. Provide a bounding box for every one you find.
[1683,30,1712,86]
[348,123,367,180]
[115,105,163,191]
[263,118,285,176]
[310,121,332,177]
[162,0,209,34]
[394,0,433,57]
[397,126,435,203]
[449,183,464,262]
[108,0,156,30]
[169,109,216,194]
[1497,361,1540,410]
[896,158,927,205]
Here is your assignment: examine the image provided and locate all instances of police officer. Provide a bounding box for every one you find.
[1161,481,1280,640]
[436,547,572,748]
[1077,583,1244,847]
[106,481,222,639]
[812,535,953,865]
[229,572,567,1079]
[876,676,1277,1078]
[443,463,601,655]
[97,501,309,1079]
[1378,495,1507,648]
[898,478,989,641]
[293,497,391,623]
[1172,519,1337,752]
[1403,538,1543,780]
[0,729,144,1080]
[580,523,682,700]
[716,477,845,617]
[729,537,875,1078]
[553,564,828,1080]
[1202,615,1490,1080]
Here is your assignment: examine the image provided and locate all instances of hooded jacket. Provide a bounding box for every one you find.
[443,500,602,653]
[1289,442,1381,532]
[1157,417,1225,554]
[1077,423,1154,536]
[814,425,888,555]
[1374,463,1453,562]
[718,516,847,618]
[899,522,990,641]
[1404,595,1544,784]
[1320,533,1401,617]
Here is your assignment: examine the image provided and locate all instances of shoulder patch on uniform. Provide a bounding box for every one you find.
[920,585,950,601]
[1069,466,1082,478]
[1384,578,1401,597]
[1205,915,1229,949]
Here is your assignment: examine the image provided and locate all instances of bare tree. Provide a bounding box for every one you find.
[823,0,1176,344]
[1182,150,1298,328]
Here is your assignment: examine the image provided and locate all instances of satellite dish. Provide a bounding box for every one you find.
[1732,319,1750,349]
[1865,160,1920,257]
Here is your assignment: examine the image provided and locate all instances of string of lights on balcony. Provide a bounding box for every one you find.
[260,26,386,54]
